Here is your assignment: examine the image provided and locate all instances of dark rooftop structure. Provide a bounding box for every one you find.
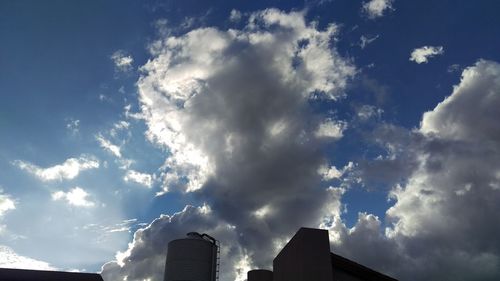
[0,268,103,281]
[248,227,398,281]
[330,252,397,281]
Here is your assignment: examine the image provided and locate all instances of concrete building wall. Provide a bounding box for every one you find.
[332,268,365,281]
[273,228,333,281]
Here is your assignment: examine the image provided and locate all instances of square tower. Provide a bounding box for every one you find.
[273,228,333,281]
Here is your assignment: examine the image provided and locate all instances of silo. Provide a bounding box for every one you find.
[248,269,273,281]
[164,232,219,281]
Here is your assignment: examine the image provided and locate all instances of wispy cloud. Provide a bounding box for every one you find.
[66,118,80,135]
[13,156,99,181]
[111,50,134,73]
[229,9,242,22]
[409,46,444,64]
[359,34,379,49]
[83,219,138,234]
[96,135,122,158]
[123,170,153,188]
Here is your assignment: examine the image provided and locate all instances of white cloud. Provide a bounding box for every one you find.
[229,9,242,22]
[421,60,500,141]
[315,119,347,139]
[362,0,394,19]
[103,8,355,280]
[124,170,153,188]
[338,60,500,280]
[0,192,15,217]
[101,205,247,281]
[139,8,355,194]
[409,46,444,64]
[13,155,99,181]
[0,245,55,270]
[111,50,134,73]
[319,162,354,181]
[96,135,122,158]
[52,187,95,207]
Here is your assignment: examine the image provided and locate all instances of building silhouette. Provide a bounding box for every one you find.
[0,268,103,281]
[2,228,396,281]
[248,227,398,281]
[162,227,397,281]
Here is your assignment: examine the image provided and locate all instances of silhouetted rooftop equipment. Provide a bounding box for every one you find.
[247,269,273,281]
[164,232,219,281]
[0,268,103,281]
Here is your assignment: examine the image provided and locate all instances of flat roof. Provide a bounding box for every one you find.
[0,268,103,281]
[330,253,398,281]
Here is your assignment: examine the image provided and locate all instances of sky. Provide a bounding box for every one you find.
[1,0,500,280]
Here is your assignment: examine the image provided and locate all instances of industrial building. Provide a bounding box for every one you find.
[0,268,103,281]
[163,227,397,281]
[164,232,220,281]
[249,227,398,281]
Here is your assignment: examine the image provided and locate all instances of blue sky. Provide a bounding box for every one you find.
[1,1,500,280]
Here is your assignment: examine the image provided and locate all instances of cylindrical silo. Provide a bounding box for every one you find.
[164,232,218,281]
[247,269,273,281]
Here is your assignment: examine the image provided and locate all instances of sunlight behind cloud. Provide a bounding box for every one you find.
[52,187,95,207]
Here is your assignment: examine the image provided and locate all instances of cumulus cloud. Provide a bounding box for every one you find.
[13,155,99,181]
[140,8,354,194]
[123,170,153,188]
[319,162,354,181]
[341,60,500,280]
[102,8,355,280]
[52,187,95,207]
[0,245,55,270]
[409,46,444,64]
[101,205,248,281]
[362,0,394,19]
[111,50,134,73]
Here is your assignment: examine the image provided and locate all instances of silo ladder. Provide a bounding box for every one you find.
[215,240,220,281]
